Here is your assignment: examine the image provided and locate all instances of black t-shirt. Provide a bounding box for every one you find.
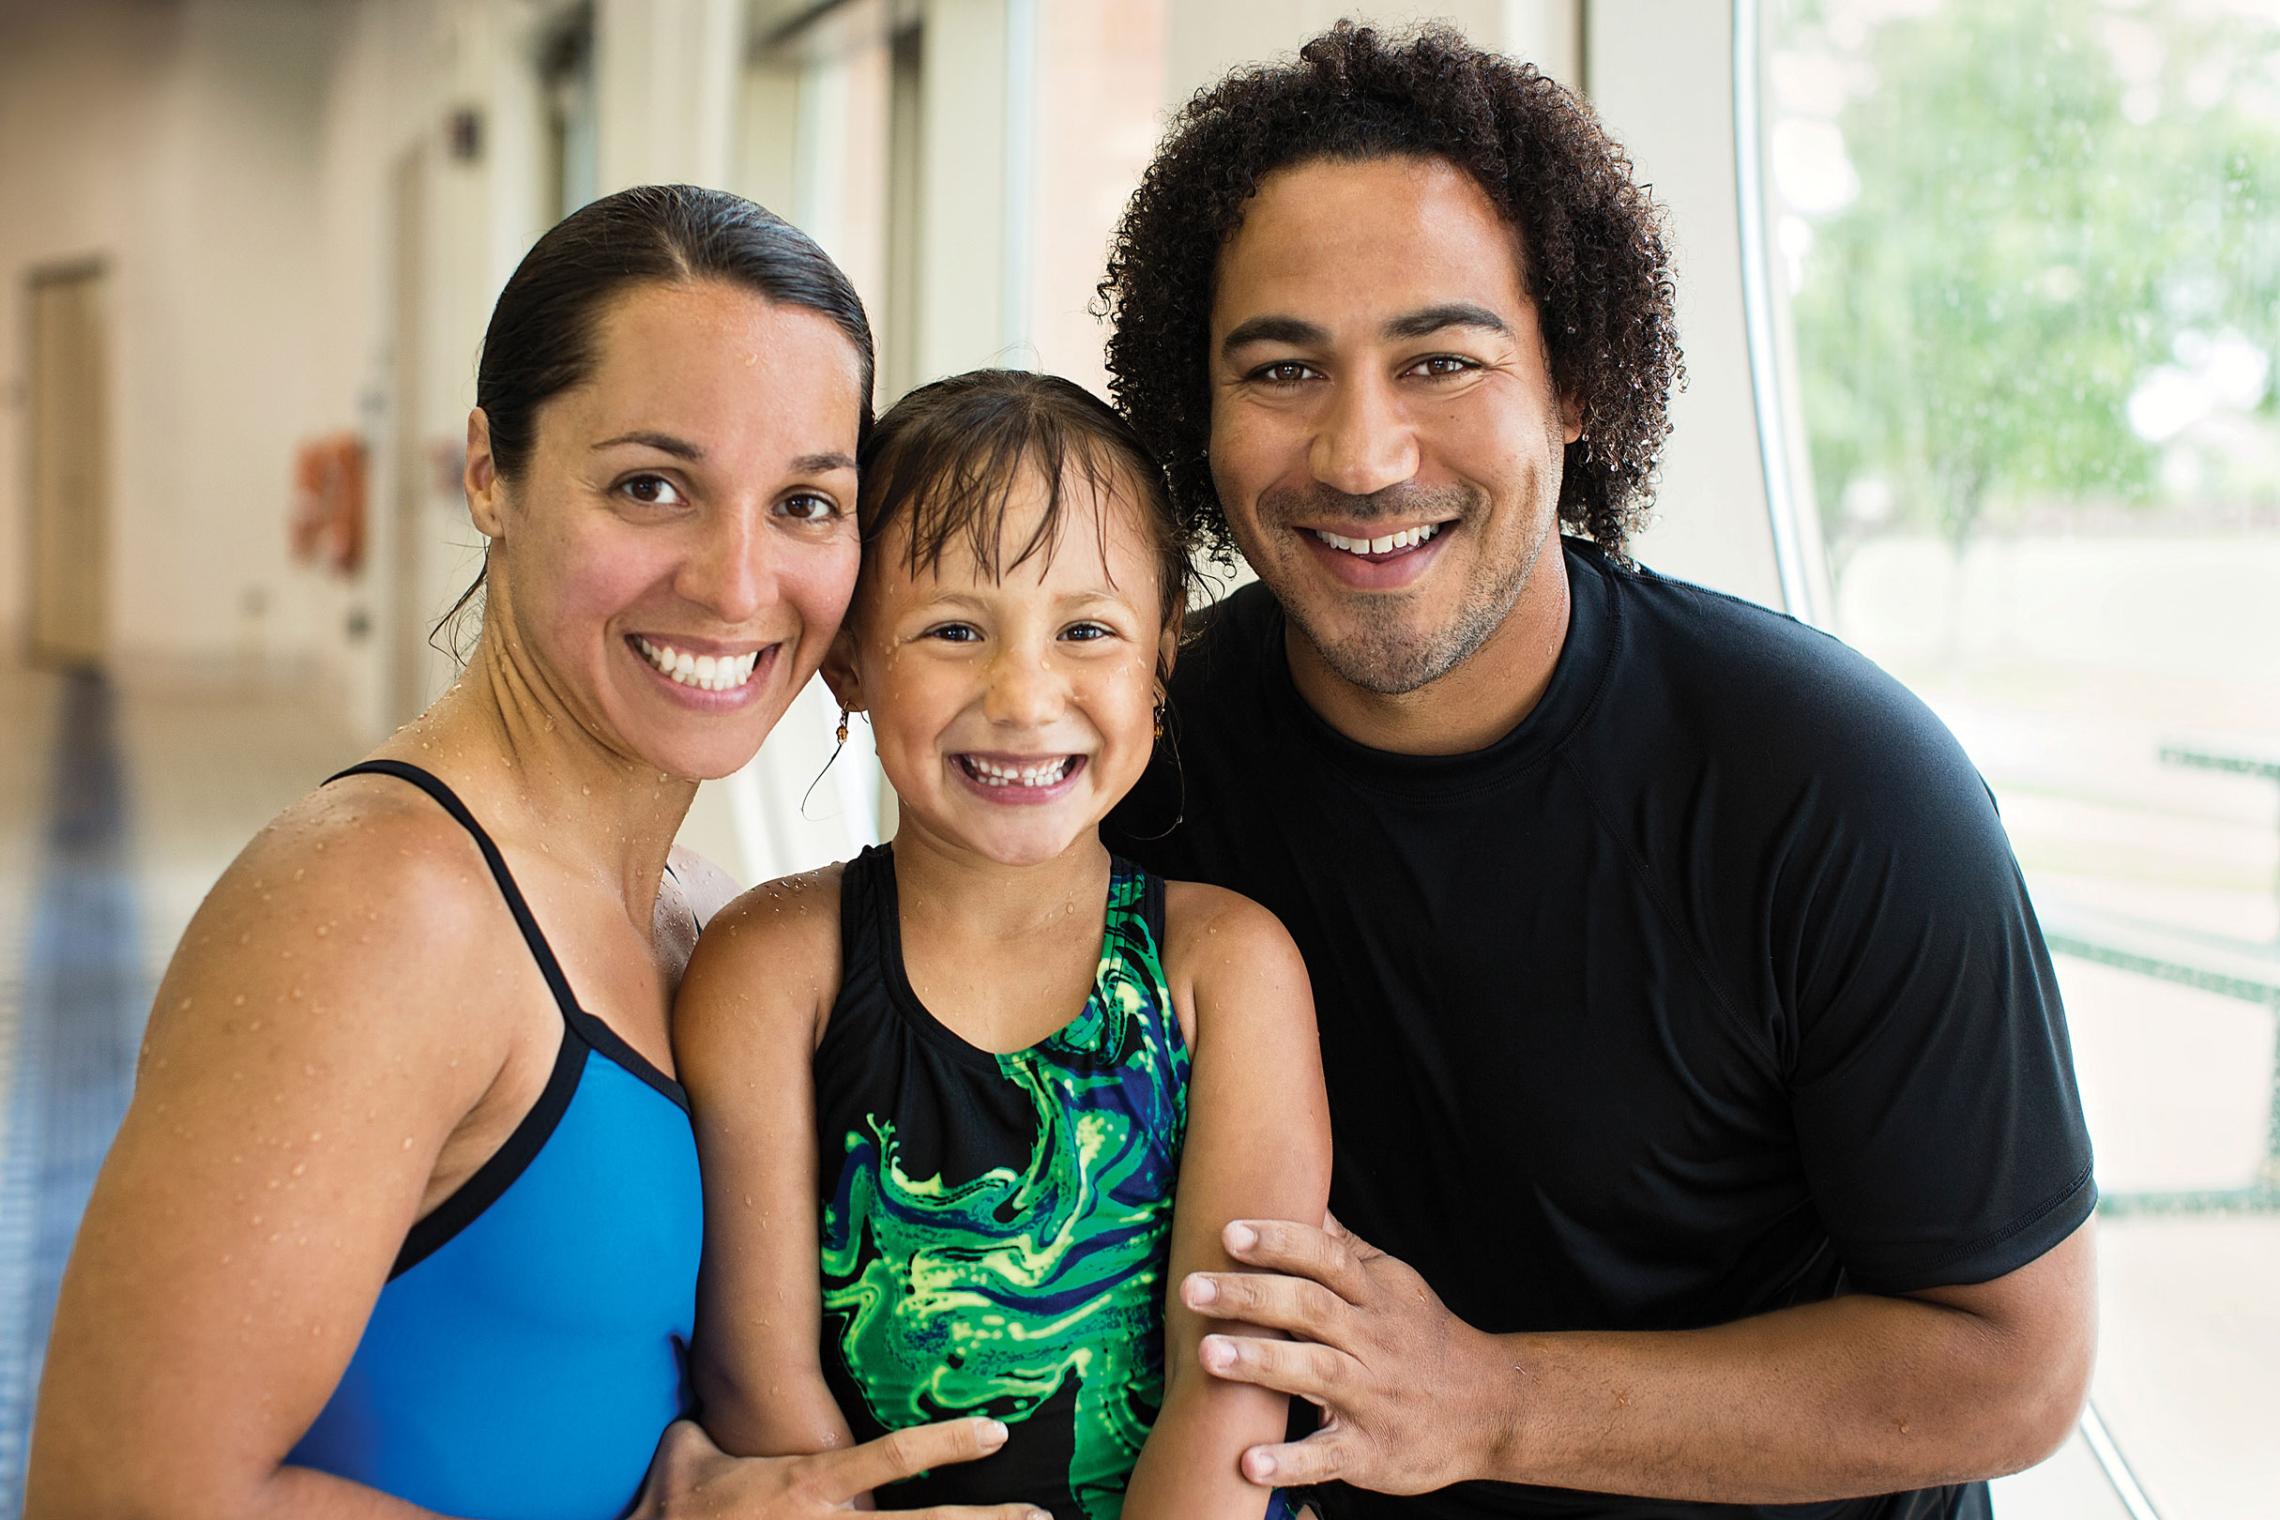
[1103,540,2095,1520]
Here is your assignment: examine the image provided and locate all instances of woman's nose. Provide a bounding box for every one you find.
[676,513,769,624]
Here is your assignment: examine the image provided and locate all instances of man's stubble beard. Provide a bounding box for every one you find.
[1249,476,1561,698]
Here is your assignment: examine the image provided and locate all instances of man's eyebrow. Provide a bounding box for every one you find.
[1382,303,1511,341]
[1221,315,1331,355]
[592,431,703,459]
[791,451,857,474]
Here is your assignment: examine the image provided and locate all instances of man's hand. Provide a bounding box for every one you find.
[1179,1213,1508,1494]
[632,1417,1050,1519]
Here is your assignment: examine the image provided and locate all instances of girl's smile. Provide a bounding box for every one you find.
[829,463,1174,870]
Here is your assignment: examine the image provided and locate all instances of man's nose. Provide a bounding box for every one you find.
[676,511,770,623]
[1310,372,1418,498]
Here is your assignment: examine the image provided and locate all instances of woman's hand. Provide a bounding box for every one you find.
[633,1418,1048,1519]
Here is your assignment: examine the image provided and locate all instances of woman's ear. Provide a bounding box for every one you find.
[821,626,866,715]
[465,408,507,540]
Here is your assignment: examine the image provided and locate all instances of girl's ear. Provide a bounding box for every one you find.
[465,408,507,540]
[821,625,866,714]
[1154,610,1181,690]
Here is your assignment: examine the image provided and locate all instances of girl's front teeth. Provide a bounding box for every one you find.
[964,756,1073,787]
[634,637,761,692]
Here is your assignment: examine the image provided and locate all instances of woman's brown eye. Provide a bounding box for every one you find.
[622,475,683,506]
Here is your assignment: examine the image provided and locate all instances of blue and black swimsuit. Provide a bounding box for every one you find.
[287,760,702,1520]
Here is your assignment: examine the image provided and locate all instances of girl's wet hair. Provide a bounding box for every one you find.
[855,370,1192,637]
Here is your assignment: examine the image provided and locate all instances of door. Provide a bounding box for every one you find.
[27,263,109,670]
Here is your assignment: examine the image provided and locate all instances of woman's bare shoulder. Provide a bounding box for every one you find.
[141,774,522,1063]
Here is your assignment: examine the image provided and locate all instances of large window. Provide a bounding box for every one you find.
[1752,0,2280,1509]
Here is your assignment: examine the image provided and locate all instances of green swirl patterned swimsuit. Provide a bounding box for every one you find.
[814,845,1290,1520]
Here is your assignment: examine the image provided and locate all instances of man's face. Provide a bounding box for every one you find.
[1207,154,1580,695]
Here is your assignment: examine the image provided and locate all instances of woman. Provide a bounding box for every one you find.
[27,185,1038,1520]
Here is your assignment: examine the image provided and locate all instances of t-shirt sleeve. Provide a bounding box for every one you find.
[1773,664,2095,1294]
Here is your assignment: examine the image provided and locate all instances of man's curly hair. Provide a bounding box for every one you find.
[1098,20,1683,563]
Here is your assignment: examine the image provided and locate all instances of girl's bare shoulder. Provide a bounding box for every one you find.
[675,862,848,1059]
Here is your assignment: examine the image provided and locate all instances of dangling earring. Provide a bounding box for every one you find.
[835,706,851,746]
[1152,697,1167,742]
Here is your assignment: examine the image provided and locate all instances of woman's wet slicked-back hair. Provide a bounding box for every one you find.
[438,183,873,655]
[1097,20,1684,564]
[854,370,1193,641]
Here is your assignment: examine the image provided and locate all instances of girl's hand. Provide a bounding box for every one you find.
[633,1418,1049,1520]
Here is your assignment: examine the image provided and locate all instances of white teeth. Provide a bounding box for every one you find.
[964,756,1074,788]
[633,637,762,691]
[1312,522,1442,556]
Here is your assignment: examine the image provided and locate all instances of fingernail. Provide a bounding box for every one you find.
[981,1418,1009,1446]
[1247,1449,1279,1479]
[1227,1221,1258,1251]
[1201,1335,1233,1370]
[1186,1274,1219,1306]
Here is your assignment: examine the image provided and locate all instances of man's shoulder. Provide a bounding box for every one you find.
[1587,547,1944,750]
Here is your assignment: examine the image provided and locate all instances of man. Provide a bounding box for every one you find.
[1099,22,2096,1520]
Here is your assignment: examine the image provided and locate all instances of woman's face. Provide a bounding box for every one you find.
[472,279,865,781]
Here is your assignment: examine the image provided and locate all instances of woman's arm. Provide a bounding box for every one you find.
[676,868,857,1460]
[1120,884,1333,1520]
[26,799,519,1520]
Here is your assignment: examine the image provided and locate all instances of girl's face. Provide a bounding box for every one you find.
[469,280,864,781]
[831,466,1176,869]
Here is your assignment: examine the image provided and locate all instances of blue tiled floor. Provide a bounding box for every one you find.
[0,673,145,1515]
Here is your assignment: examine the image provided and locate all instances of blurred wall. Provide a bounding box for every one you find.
[0,0,1787,883]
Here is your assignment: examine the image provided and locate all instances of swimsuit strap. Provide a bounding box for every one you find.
[325,759,583,1024]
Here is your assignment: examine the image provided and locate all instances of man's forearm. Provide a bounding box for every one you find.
[1471,1290,2088,1504]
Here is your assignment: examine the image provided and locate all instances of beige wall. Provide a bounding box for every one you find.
[0,0,340,681]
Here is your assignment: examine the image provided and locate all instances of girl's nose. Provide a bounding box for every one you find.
[983,648,1062,728]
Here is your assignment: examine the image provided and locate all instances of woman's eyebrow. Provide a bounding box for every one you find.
[589,435,853,474]
[593,430,703,458]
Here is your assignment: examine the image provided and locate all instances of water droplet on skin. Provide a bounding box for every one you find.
[291,1162,306,1178]
[316,924,329,937]
[234,994,246,1006]
[401,1136,414,1150]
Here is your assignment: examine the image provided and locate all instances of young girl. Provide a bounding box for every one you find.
[676,370,1331,1520]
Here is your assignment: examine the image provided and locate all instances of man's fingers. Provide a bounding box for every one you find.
[1182,1269,1351,1339]
[819,1418,1010,1502]
[1238,1429,1354,1489]
[1197,1331,1353,1400]
[1223,1218,1372,1303]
